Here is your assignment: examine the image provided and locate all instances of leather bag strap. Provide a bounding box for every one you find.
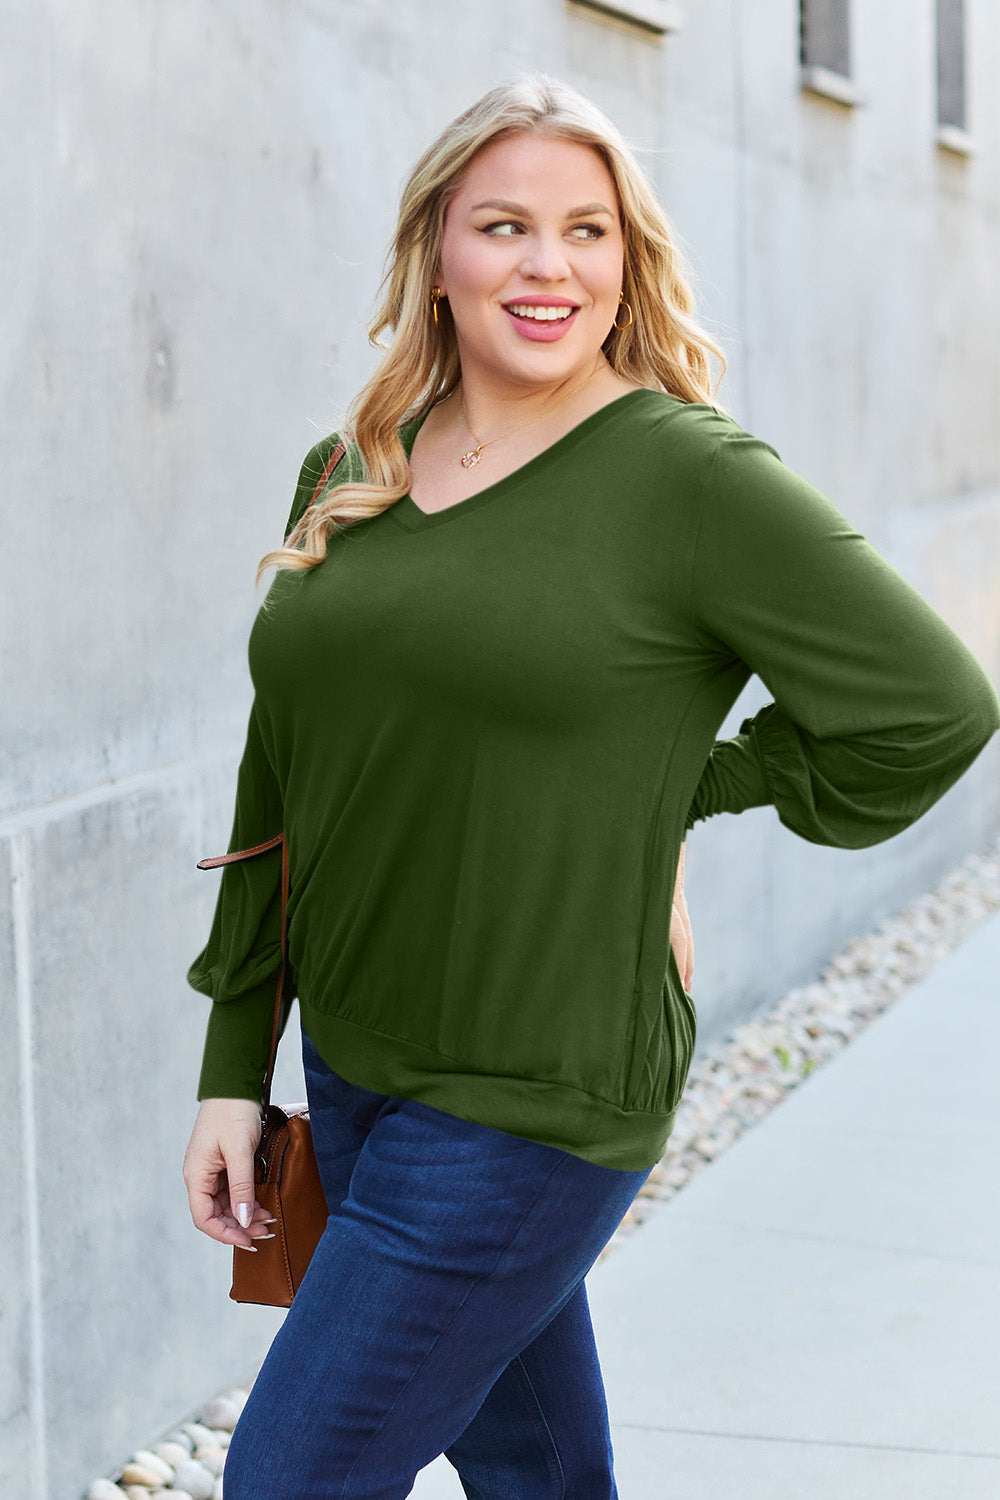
[304,436,348,514]
[195,437,348,1110]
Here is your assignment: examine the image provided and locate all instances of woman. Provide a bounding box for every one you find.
[183,75,999,1499]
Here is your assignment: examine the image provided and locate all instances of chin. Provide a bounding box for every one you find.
[493,343,593,384]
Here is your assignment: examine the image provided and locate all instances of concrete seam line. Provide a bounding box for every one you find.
[0,751,239,838]
[12,831,48,1500]
[609,1419,1000,1460]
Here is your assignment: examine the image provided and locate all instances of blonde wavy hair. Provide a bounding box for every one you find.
[259,73,728,580]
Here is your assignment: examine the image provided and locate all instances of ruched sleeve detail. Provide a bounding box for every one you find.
[683,727,772,831]
[684,421,1000,847]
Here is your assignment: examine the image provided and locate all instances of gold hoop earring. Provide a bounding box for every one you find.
[614,293,634,331]
[430,287,443,326]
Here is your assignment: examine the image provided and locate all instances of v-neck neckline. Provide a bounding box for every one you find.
[389,387,658,533]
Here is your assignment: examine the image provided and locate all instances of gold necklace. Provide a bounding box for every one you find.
[454,369,600,470]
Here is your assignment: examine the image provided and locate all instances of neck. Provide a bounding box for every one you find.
[453,356,610,439]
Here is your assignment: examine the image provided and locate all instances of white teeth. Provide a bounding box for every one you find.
[506,304,574,321]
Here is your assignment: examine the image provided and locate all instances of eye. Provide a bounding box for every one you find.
[480,220,525,237]
[569,223,607,241]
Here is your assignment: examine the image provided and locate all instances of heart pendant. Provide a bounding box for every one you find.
[460,449,482,469]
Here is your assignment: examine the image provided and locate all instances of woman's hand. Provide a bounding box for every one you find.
[182,1098,272,1251]
[670,842,694,992]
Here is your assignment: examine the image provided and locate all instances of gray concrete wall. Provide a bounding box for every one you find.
[3,2,998,1495]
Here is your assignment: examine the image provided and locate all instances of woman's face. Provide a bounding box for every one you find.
[435,132,626,395]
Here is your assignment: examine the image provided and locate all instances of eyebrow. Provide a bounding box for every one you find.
[469,199,616,218]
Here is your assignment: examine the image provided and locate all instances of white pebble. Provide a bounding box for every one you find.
[131,1451,174,1483]
[194,1445,226,1477]
[87,1483,126,1500]
[164,1430,194,1454]
[212,1479,225,1500]
[153,1441,190,1468]
[172,1458,215,1500]
[120,1463,163,1486]
[183,1422,218,1449]
[199,1395,241,1431]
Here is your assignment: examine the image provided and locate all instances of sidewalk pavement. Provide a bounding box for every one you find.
[411,906,1000,1500]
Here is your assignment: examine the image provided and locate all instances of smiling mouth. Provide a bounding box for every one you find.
[504,303,578,322]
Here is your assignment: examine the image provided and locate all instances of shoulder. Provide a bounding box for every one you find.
[614,392,859,552]
[591,392,791,540]
[663,400,859,547]
[620,389,784,475]
[296,430,347,490]
[284,429,362,539]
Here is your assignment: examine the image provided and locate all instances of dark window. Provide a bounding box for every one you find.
[936,0,967,130]
[799,0,851,78]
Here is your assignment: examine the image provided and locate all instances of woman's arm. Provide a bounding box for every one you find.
[183,701,286,1243]
[187,699,288,1100]
[183,434,345,1242]
[683,420,1000,845]
[187,431,349,1100]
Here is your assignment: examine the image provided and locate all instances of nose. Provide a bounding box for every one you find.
[518,229,572,284]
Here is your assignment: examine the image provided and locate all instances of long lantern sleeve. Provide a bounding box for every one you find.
[187,699,287,1101]
[683,420,1000,846]
[186,434,346,1101]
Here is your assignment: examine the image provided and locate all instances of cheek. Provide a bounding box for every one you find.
[589,242,625,302]
[440,236,504,302]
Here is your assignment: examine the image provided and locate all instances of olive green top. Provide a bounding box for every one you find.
[188,389,1000,1170]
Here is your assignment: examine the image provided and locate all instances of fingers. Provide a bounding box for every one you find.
[678,894,694,988]
[673,844,690,986]
[248,1208,277,1242]
[226,1155,259,1241]
[682,933,695,991]
[183,1160,256,1249]
[201,1198,276,1251]
[189,1186,246,1247]
[670,891,695,993]
[182,1099,264,1250]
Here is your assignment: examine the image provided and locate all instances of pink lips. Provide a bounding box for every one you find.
[502,301,581,343]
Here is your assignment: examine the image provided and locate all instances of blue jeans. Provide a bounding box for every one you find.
[222,1020,651,1499]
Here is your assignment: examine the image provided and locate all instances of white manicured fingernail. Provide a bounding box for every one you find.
[236,1203,253,1229]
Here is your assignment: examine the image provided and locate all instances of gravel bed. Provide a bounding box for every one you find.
[84,1394,245,1499]
[84,830,1000,1497]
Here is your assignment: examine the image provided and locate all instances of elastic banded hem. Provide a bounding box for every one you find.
[298,1001,677,1172]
